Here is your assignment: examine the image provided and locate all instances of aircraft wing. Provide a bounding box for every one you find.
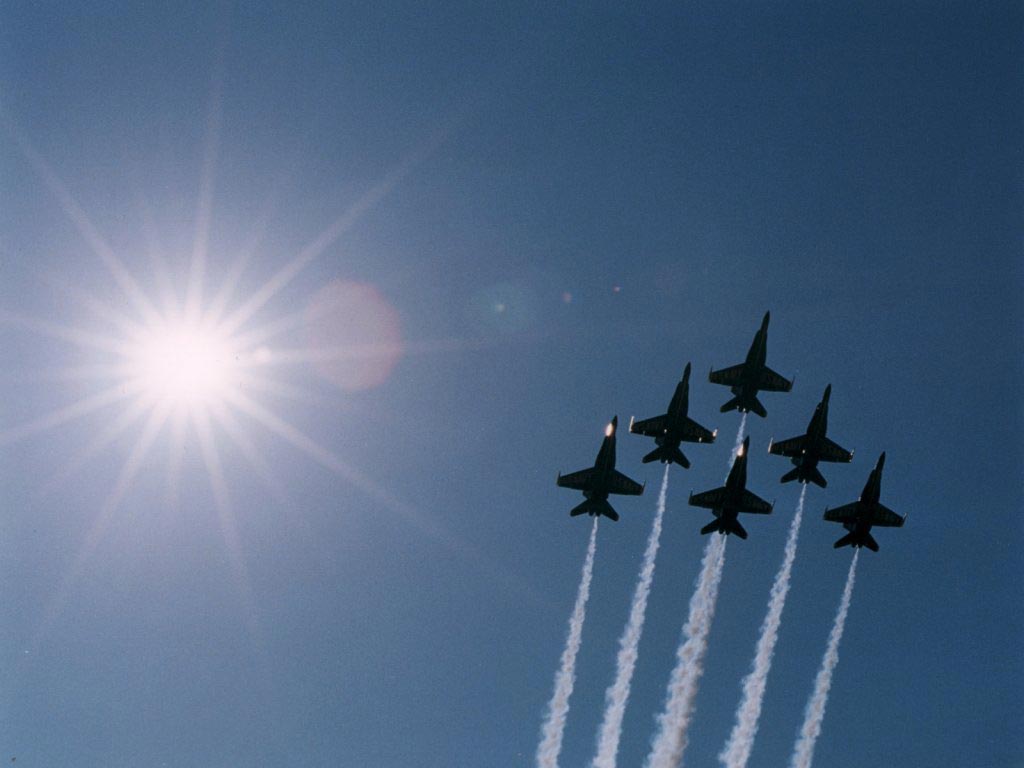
[768,435,805,458]
[689,486,726,509]
[630,414,669,437]
[757,366,793,392]
[557,468,596,491]
[870,503,905,527]
[818,436,854,463]
[709,364,746,387]
[823,502,859,523]
[738,490,773,514]
[608,469,644,496]
[680,417,716,444]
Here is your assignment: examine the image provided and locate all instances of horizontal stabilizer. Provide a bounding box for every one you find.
[570,498,619,522]
[721,394,766,417]
[700,520,721,536]
[833,531,878,551]
[748,396,767,418]
[780,465,827,487]
[780,467,801,484]
[700,517,747,539]
[832,532,855,549]
[720,396,741,414]
[642,445,690,468]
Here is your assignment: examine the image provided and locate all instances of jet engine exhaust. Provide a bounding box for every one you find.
[731,413,749,465]
[537,517,600,768]
[643,415,747,768]
[789,549,860,768]
[719,484,807,768]
[644,533,727,768]
[591,464,670,768]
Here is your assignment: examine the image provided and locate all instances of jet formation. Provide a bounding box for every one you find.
[554,312,906,551]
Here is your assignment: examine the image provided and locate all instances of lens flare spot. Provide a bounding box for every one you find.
[304,281,403,391]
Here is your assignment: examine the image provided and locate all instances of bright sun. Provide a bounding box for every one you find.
[129,323,237,408]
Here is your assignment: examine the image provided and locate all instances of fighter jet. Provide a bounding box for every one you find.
[767,384,853,488]
[557,416,644,521]
[708,311,793,418]
[823,453,905,551]
[629,363,717,468]
[688,436,773,538]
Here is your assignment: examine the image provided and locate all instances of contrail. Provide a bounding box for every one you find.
[732,413,749,461]
[537,517,600,768]
[644,416,744,768]
[591,465,670,768]
[645,532,728,768]
[719,484,808,768]
[789,549,861,768]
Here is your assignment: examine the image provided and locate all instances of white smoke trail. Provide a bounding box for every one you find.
[644,533,728,768]
[718,484,808,768]
[537,517,600,768]
[591,464,670,768]
[789,549,861,768]
[732,413,749,463]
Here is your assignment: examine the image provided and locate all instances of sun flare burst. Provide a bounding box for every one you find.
[129,321,239,409]
[0,108,469,649]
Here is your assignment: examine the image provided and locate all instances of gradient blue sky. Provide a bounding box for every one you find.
[1,2,1021,766]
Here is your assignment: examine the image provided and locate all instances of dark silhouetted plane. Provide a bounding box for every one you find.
[557,416,644,521]
[629,362,717,468]
[824,453,905,551]
[688,436,773,538]
[768,384,853,488]
[708,311,793,418]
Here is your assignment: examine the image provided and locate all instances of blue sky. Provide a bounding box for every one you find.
[1,2,1021,766]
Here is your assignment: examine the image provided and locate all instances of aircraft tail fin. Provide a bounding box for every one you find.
[642,446,690,468]
[748,396,767,418]
[570,498,619,521]
[808,466,827,488]
[700,517,747,539]
[780,467,801,484]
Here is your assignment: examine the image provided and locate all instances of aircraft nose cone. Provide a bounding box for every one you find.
[683,362,691,378]
[762,311,771,327]
[824,384,832,400]
[877,451,886,469]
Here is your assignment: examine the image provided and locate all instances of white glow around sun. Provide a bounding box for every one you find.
[129,323,237,408]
